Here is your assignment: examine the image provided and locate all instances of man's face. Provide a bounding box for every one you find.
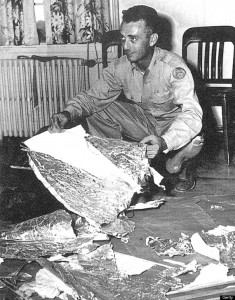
[120,20,153,63]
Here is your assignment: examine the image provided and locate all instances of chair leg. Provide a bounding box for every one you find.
[222,97,230,165]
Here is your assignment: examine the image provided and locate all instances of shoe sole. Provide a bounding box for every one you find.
[175,179,196,192]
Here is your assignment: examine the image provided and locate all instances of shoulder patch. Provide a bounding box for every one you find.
[173,67,186,80]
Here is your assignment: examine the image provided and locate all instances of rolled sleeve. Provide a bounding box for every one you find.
[64,63,123,122]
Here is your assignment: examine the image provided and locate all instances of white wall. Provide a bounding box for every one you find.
[119,0,235,55]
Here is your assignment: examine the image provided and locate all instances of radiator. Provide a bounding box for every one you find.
[0,58,86,139]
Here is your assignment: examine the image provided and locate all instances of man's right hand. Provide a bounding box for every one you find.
[140,135,167,159]
[48,111,71,133]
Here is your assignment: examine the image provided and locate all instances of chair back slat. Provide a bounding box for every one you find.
[211,42,217,79]
[198,42,203,74]
[218,41,224,80]
[204,42,210,79]
[182,26,235,165]
[182,26,235,87]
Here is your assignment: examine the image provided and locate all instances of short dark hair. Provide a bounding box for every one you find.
[122,5,159,34]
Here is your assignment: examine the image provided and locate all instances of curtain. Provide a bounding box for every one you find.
[0,0,112,46]
[49,0,111,44]
[0,0,38,46]
[22,0,39,45]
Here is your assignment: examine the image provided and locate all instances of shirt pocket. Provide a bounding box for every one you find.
[152,91,177,113]
[152,90,171,104]
[150,79,171,104]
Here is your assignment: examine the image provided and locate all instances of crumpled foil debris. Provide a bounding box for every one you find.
[146,233,194,257]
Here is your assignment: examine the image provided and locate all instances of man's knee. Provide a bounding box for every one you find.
[36,126,49,135]
[166,135,204,174]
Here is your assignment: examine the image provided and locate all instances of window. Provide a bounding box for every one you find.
[34,0,46,44]
[0,0,120,46]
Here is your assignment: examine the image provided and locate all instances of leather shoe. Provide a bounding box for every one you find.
[175,160,196,192]
[175,177,196,192]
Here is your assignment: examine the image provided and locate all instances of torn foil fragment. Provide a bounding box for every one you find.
[170,263,235,294]
[19,267,79,299]
[16,243,188,300]
[85,135,149,184]
[191,232,220,261]
[128,199,165,211]
[146,233,194,257]
[0,209,76,241]
[200,226,235,268]
[114,252,157,276]
[24,126,143,192]
[25,126,164,240]
[51,244,183,300]
[101,216,135,239]
[0,210,100,260]
[28,151,136,227]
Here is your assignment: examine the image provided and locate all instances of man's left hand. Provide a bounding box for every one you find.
[140,135,167,159]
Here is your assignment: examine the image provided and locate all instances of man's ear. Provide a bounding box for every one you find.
[149,33,158,46]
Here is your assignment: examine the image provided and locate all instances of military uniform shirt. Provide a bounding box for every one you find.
[64,47,203,152]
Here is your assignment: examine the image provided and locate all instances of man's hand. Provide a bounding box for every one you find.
[48,111,71,133]
[140,135,167,159]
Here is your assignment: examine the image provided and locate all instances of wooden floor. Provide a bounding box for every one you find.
[0,131,235,225]
[0,136,63,224]
[0,132,235,299]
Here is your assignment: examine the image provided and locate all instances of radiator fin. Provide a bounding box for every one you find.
[0,58,85,138]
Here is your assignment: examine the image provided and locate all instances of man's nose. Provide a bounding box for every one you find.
[122,39,130,51]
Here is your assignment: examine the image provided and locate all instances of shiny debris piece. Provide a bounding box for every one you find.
[29,151,136,226]
[146,233,194,257]
[0,209,76,241]
[0,210,98,260]
[101,216,135,238]
[86,136,149,183]
[201,229,235,268]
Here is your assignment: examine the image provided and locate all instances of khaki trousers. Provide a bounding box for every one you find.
[86,98,204,174]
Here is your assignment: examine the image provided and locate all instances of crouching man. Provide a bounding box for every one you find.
[49,5,203,192]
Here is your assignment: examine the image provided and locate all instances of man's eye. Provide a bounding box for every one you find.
[131,37,137,42]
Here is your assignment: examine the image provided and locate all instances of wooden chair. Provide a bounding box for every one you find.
[102,30,123,68]
[182,26,235,165]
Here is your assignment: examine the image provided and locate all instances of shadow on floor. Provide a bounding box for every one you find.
[0,137,63,225]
